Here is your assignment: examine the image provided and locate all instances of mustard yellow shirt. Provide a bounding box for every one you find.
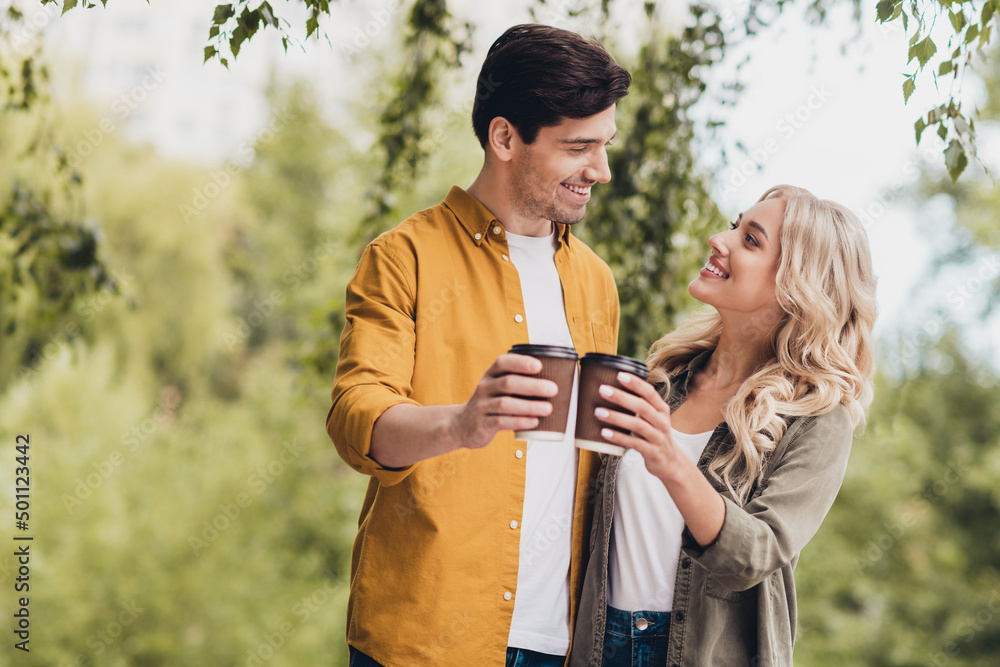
[327,186,619,666]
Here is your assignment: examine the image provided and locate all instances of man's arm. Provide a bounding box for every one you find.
[328,242,559,479]
[369,354,559,468]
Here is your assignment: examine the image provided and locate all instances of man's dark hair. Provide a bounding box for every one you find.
[472,24,631,150]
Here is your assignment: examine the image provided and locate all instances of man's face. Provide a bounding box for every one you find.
[508,105,617,226]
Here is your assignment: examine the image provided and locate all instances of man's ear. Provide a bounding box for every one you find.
[486,116,519,163]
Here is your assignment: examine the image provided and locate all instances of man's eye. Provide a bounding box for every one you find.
[571,147,587,154]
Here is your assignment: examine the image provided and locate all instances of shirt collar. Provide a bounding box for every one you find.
[666,349,714,410]
[442,185,573,247]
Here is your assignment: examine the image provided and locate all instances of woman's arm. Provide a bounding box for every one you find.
[595,374,725,546]
[596,373,853,589]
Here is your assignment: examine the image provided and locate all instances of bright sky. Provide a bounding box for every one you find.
[36,0,999,369]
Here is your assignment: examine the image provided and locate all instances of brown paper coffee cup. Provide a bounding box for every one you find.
[575,353,651,455]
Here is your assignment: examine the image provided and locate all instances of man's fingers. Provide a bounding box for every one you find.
[488,353,544,377]
[486,415,542,433]
[491,395,553,417]
[489,374,559,399]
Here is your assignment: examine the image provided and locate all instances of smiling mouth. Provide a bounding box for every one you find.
[561,183,592,196]
[704,259,729,279]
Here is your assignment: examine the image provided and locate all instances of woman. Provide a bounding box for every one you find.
[569,185,877,666]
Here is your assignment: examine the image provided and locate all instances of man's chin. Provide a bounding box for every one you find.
[551,205,588,226]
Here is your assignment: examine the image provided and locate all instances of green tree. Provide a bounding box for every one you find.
[795,334,1000,666]
[0,4,113,390]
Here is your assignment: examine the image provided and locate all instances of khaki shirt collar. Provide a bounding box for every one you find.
[442,185,573,247]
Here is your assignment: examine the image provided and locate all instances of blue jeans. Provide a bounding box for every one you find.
[349,646,564,666]
[601,605,672,667]
[505,647,566,667]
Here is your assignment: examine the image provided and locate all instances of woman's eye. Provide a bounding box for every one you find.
[729,220,739,230]
[745,234,759,248]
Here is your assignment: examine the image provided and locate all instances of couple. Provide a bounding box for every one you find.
[326,23,877,667]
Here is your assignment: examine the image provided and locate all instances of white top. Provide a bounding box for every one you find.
[505,229,578,655]
[608,428,714,612]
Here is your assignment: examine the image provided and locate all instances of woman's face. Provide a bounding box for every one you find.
[689,197,785,317]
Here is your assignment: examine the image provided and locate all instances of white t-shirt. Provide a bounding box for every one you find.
[608,428,714,612]
[505,229,578,655]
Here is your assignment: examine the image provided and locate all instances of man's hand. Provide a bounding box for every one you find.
[449,353,559,450]
[368,353,560,468]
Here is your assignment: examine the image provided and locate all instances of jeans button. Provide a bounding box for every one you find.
[635,617,649,631]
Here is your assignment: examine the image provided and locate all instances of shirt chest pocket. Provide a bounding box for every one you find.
[704,576,758,603]
[591,322,615,353]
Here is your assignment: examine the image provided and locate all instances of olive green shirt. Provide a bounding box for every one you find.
[570,351,855,666]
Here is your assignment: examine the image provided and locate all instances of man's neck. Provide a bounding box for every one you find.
[466,170,554,238]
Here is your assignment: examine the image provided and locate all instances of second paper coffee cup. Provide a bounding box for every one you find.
[575,353,650,455]
[509,344,579,441]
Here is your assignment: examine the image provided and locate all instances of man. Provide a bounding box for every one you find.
[327,23,630,667]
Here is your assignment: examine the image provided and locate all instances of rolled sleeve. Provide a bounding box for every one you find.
[682,405,854,591]
[327,242,421,486]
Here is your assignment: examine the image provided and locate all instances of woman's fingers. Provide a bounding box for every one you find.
[597,379,670,431]
[594,405,660,443]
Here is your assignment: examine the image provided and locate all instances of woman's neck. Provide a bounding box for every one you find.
[699,315,776,391]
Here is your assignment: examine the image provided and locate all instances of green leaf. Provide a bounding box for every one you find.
[876,0,895,22]
[914,117,927,142]
[964,24,979,44]
[939,60,953,76]
[979,24,992,47]
[208,25,220,39]
[260,1,277,27]
[61,0,78,14]
[983,1,996,25]
[213,4,234,23]
[903,77,916,102]
[306,15,319,38]
[938,123,948,140]
[944,139,967,181]
[229,24,247,57]
[902,10,909,30]
[954,115,970,135]
[948,10,966,32]
[908,36,937,67]
[203,45,217,62]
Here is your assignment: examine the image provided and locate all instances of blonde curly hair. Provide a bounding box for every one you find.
[648,185,878,505]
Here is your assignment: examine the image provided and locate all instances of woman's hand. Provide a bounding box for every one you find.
[594,372,679,482]
[595,372,726,547]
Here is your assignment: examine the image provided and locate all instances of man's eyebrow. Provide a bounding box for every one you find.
[558,131,618,144]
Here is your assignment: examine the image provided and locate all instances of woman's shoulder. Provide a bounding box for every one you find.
[782,403,854,448]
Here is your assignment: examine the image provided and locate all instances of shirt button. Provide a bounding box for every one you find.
[514,314,523,323]
[493,225,502,234]
[474,233,482,240]
[674,610,685,622]
[636,617,649,631]
[503,591,512,601]
[510,520,518,529]
[502,254,509,261]
[515,449,523,458]
[681,558,691,569]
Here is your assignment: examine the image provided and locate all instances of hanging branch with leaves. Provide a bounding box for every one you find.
[878,0,999,180]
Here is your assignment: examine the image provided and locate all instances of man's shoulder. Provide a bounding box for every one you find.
[368,199,457,254]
